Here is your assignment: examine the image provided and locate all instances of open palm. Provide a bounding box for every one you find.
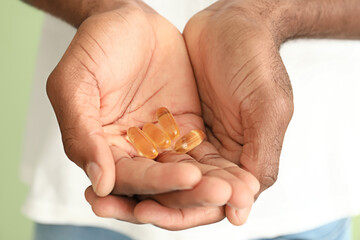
[47,2,203,196]
[47,2,258,230]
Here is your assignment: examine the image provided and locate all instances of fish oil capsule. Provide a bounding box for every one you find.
[127,127,158,159]
[174,129,206,154]
[142,123,171,149]
[156,107,180,139]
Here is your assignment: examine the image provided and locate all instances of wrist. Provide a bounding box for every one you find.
[218,0,360,46]
[83,0,139,26]
[266,0,360,43]
[265,0,315,43]
[85,0,156,25]
[221,0,295,46]
[87,0,145,17]
[86,0,124,17]
[258,0,296,45]
[208,0,295,47]
[23,0,149,28]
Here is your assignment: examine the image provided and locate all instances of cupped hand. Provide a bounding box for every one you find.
[47,0,259,229]
[183,0,294,222]
[46,2,204,197]
[86,141,259,229]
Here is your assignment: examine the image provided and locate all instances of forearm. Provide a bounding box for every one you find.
[21,0,150,27]
[22,0,118,27]
[273,0,360,43]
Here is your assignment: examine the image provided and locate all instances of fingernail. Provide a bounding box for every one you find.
[84,186,95,205]
[86,162,102,195]
[235,208,250,225]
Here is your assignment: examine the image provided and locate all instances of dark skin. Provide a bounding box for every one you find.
[183,0,298,198]
[24,0,360,230]
[35,0,259,228]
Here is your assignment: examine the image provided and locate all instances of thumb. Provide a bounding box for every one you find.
[46,67,115,197]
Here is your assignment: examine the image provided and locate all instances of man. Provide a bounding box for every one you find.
[22,0,360,239]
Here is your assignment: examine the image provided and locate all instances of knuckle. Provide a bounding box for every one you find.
[46,71,58,101]
[197,152,223,164]
[261,91,293,131]
[273,93,294,120]
[46,67,68,99]
[258,163,279,191]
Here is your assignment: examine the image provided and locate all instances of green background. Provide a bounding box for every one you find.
[0,1,359,240]
[0,1,43,239]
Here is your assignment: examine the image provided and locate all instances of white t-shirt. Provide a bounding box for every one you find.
[21,1,360,239]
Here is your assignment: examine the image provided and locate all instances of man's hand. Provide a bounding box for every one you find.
[183,0,360,224]
[46,2,206,196]
[183,0,360,191]
[44,0,259,229]
[183,0,294,223]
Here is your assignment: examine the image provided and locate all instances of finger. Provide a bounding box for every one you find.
[156,152,235,208]
[105,134,136,155]
[225,166,260,195]
[159,150,254,209]
[149,176,231,208]
[193,142,260,194]
[47,69,115,197]
[190,141,260,194]
[134,200,225,230]
[111,146,202,195]
[189,142,257,209]
[204,167,254,209]
[85,186,141,224]
[225,205,252,226]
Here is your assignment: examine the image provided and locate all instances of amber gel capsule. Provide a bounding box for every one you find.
[142,123,171,149]
[127,127,158,159]
[174,129,206,154]
[156,107,180,139]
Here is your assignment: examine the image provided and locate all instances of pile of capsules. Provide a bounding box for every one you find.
[127,107,205,159]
